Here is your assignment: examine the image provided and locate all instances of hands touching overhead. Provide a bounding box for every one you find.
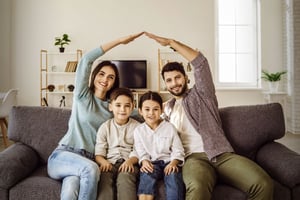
[144,32,173,46]
[118,32,145,44]
[111,31,198,62]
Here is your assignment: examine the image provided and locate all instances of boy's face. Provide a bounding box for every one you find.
[109,95,134,125]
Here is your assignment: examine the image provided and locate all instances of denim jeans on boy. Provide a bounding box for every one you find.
[138,160,184,200]
[47,148,100,200]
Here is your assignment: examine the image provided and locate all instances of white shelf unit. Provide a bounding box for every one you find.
[157,48,194,92]
[40,49,82,108]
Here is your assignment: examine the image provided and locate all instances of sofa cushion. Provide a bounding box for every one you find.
[272,180,292,200]
[293,185,300,200]
[219,103,285,160]
[212,184,246,200]
[257,142,300,188]
[0,187,8,200]
[0,142,39,189]
[9,166,61,200]
[8,106,71,163]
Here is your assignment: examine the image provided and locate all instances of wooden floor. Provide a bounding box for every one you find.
[276,132,300,154]
[0,138,14,151]
[0,132,299,153]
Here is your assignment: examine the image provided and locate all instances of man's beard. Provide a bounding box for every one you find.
[168,82,188,97]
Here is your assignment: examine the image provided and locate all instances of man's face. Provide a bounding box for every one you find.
[163,70,188,97]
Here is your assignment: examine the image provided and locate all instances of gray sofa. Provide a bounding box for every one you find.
[0,103,299,200]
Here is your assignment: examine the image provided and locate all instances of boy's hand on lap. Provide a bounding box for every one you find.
[119,160,134,173]
[140,160,154,173]
[99,160,112,172]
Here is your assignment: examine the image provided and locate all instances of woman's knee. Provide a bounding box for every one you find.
[82,161,100,179]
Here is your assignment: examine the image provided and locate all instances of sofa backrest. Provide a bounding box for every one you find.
[7,103,285,163]
[8,106,71,163]
[219,103,285,160]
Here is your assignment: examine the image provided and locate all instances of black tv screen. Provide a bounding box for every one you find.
[111,60,147,89]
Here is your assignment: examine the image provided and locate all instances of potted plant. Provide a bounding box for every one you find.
[54,33,71,53]
[261,70,287,92]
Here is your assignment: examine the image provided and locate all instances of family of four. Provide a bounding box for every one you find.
[47,32,273,200]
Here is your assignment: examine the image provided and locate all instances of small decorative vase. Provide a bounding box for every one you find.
[47,85,55,92]
[268,82,279,93]
[67,84,74,92]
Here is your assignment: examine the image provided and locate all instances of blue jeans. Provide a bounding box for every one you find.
[138,160,184,200]
[47,148,100,200]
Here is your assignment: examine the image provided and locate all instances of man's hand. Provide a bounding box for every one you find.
[145,32,172,46]
[145,31,198,61]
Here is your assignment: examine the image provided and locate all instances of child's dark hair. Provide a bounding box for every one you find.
[161,62,186,80]
[89,60,120,99]
[138,91,163,109]
[109,87,134,103]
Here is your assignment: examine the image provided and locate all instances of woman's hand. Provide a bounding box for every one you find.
[119,32,145,44]
[101,32,144,52]
[140,160,154,173]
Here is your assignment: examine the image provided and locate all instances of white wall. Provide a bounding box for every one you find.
[0,0,11,90]
[1,0,284,107]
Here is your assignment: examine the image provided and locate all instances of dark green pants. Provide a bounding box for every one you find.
[182,152,273,200]
[97,162,139,200]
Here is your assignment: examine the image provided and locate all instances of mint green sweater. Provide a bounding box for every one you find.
[59,47,113,155]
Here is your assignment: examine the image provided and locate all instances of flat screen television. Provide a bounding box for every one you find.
[111,60,147,89]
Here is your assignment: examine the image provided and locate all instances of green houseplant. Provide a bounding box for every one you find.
[54,34,71,53]
[261,70,287,92]
[261,70,287,82]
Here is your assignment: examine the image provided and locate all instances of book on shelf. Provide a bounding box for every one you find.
[65,61,78,72]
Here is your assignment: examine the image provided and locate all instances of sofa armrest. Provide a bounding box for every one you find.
[0,142,39,189]
[256,141,300,188]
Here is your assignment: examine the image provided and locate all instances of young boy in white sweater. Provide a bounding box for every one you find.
[95,87,140,200]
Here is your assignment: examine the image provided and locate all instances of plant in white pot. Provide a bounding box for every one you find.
[261,70,287,93]
[54,33,71,53]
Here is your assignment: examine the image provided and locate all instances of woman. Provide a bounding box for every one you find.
[47,32,144,200]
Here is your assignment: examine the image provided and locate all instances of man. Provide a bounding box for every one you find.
[145,32,273,200]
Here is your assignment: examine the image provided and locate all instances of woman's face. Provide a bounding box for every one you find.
[93,66,116,94]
